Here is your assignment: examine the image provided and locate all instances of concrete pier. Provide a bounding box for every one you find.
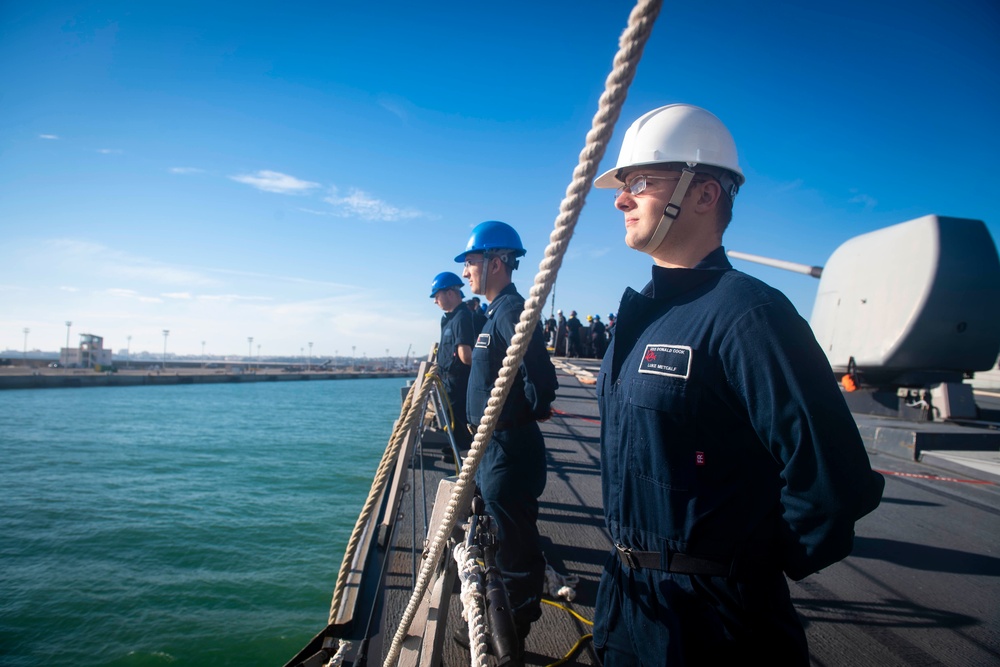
[0,368,416,390]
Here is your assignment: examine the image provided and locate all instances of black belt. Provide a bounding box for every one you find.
[615,543,731,577]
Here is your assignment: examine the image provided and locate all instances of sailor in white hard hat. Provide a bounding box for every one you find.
[591,104,884,666]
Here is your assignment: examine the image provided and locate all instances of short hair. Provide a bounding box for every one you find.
[645,162,735,233]
[486,249,519,271]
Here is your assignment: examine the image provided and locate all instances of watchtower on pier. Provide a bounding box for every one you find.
[61,334,113,369]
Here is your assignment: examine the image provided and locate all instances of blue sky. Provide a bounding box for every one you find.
[2,1,998,359]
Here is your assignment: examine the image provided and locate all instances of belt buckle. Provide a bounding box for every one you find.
[615,543,639,570]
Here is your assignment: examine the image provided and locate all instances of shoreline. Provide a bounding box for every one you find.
[0,368,416,390]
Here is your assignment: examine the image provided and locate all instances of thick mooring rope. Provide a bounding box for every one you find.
[382,1,663,664]
[327,368,437,625]
[453,541,490,667]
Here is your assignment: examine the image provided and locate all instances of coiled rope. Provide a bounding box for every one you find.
[382,1,663,664]
[323,640,351,667]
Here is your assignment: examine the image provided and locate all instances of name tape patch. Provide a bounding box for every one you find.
[638,344,692,379]
[475,333,491,349]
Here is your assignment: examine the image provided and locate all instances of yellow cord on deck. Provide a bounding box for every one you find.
[541,598,594,667]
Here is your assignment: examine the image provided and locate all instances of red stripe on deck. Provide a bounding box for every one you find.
[874,468,995,485]
[551,408,601,424]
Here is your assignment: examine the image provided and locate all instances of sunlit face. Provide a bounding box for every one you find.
[614,171,683,251]
[461,253,487,295]
[433,288,461,312]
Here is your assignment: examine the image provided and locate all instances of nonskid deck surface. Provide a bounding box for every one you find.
[373,360,604,666]
[373,358,1000,666]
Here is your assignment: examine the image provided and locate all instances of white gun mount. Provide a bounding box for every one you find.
[730,215,1000,422]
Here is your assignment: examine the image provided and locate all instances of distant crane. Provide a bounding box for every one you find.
[403,344,412,370]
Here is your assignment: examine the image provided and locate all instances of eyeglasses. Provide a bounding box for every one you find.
[463,252,512,269]
[614,174,681,199]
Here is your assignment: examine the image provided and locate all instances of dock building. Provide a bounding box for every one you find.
[61,333,113,369]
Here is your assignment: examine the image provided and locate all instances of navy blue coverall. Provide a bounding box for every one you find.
[438,304,475,448]
[594,248,884,665]
[467,283,558,627]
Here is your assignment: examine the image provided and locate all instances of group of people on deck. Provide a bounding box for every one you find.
[546,310,615,359]
[428,103,884,666]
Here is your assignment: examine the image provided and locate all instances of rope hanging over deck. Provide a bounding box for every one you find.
[383,1,663,663]
[453,541,491,667]
[327,367,437,624]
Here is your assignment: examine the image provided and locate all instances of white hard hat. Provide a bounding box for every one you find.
[594,104,744,197]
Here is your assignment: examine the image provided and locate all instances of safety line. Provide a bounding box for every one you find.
[875,468,996,485]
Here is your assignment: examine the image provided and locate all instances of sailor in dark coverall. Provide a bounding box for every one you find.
[467,297,488,336]
[566,310,583,357]
[555,310,568,357]
[430,271,475,451]
[591,104,884,665]
[455,220,558,649]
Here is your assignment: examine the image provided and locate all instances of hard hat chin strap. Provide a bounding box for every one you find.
[640,168,696,255]
[481,251,519,298]
[481,254,491,298]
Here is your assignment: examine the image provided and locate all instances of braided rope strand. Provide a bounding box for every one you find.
[453,541,490,667]
[381,2,662,664]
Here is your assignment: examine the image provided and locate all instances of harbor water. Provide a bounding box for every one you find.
[1,378,407,667]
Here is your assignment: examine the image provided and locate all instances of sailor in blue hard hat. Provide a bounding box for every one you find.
[455,220,558,657]
[429,271,464,299]
[454,220,526,299]
[429,271,475,457]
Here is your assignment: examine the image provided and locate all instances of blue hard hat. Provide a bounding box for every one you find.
[454,220,527,263]
[430,271,465,298]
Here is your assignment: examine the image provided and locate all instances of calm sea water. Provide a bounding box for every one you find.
[0,378,407,667]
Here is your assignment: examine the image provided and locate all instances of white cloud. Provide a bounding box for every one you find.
[97,148,123,154]
[169,167,205,174]
[106,287,275,305]
[774,179,804,194]
[1,238,434,356]
[848,191,878,210]
[46,239,219,287]
[196,294,273,303]
[324,186,426,222]
[205,266,356,290]
[39,134,60,140]
[377,94,412,123]
[229,170,320,194]
[105,288,163,303]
